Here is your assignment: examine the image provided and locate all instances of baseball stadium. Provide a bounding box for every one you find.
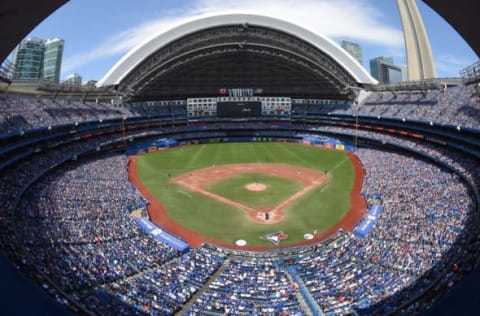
[0,1,479,315]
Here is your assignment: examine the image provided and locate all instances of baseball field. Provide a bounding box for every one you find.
[131,142,365,249]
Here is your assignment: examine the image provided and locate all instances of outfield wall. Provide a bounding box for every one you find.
[127,135,356,156]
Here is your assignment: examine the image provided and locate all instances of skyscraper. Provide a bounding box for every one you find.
[12,37,45,80]
[0,58,14,80]
[43,38,64,83]
[370,57,403,84]
[12,37,64,82]
[340,40,363,66]
[397,0,436,80]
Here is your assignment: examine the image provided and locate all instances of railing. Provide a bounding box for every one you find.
[286,266,324,316]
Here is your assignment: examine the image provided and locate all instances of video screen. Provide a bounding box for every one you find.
[217,101,262,118]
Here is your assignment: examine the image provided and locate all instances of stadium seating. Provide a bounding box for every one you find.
[0,84,479,315]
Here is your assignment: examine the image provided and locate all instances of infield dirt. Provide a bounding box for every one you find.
[172,163,328,224]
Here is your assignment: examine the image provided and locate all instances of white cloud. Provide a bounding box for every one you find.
[194,0,403,46]
[62,16,185,74]
[62,0,404,76]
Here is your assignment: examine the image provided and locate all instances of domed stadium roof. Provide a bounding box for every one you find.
[97,13,378,101]
[0,1,477,78]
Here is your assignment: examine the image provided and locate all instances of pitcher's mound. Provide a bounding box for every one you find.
[245,183,267,192]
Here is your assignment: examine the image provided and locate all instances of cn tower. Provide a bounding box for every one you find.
[397,0,437,80]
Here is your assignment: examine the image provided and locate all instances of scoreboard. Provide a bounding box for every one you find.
[187,97,291,118]
[217,101,262,118]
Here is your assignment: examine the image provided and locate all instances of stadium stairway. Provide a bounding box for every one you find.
[176,254,232,315]
[284,266,315,315]
[286,266,325,316]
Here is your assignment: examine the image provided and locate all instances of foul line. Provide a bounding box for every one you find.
[320,178,332,192]
[329,156,350,173]
[270,176,327,213]
[177,189,192,198]
[174,174,329,217]
[174,179,258,214]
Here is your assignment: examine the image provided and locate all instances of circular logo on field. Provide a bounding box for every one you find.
[304,233,314,240]
[235,239,247,246]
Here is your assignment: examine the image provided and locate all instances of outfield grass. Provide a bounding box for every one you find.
[208,172,304,209]
[136,142,355,247]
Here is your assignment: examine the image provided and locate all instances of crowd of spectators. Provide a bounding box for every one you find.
[291,102,350,116]
[307,124,480,191]
[1,83,478,136]
[188,256,303,315]
[81,246,226,315]
[0,134,119,251]
[0,95,133,134]
[290,84,480,129]
[0,94,193,136]
[358,85,479,128]
[0,138,230,314]
[16,155,181,287]
[127,102,178,118]
[294,147,475,315]
[0,88,479,315]
[0,130,477,315]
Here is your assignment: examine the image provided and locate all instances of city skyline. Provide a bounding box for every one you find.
[6,0,479,82]
[11,37,64,83]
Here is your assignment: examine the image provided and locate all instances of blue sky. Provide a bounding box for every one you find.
[22,0,478,82]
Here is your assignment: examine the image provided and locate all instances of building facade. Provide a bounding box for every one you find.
[0,58,14,80]
[43,38,64,82]
[12,37,64,82]
[370,57,403,84]
[340,40,363,66]
[12,37,45,80]
[64,73,82,86]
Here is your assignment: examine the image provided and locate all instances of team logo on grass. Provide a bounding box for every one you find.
[260,231,288,245]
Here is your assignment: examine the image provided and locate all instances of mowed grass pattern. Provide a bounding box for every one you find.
[207,172,304,209]
[136,142,355,247]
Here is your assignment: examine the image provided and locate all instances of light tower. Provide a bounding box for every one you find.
[397,0,437,80]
